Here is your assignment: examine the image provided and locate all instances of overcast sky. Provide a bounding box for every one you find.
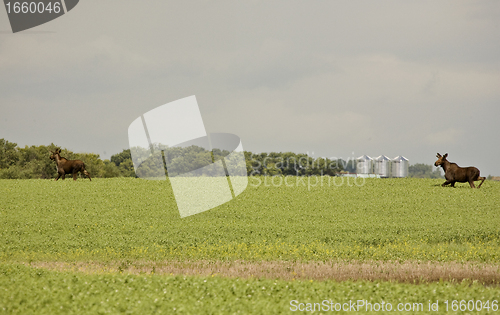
[1,1,499,175]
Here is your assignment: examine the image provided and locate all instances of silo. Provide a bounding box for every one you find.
[374,155,391,178]
[391,156,409,178]
[356,155,373,175]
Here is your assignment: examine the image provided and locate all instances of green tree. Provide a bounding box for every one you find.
[0,138,347,179]
[0,139,19,169]
[102,160,122,178]
[0,143,59,179]
[17,144,58,179]
[111,149,131,167]
[110,149,136,177]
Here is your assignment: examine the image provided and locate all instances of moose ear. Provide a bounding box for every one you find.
[436,153,441,157]
[443,153,448,158]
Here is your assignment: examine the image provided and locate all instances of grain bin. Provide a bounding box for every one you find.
[391,156,409,178]
[374,155,391,178]
[356,155,373,175]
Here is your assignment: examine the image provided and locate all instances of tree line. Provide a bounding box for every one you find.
[0,138,443,179]
[0,139,134,179]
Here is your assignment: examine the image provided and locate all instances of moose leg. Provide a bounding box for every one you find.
[55,173,61,181]
[73,172,78,181]
[468,180,476,188]
[477,177,486,188]
[442,180,453,187]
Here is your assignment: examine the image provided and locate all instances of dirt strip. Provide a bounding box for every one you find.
[27,260,500,284]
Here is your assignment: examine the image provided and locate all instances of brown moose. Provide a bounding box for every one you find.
[50,148,91,181]
[434,153,484,188]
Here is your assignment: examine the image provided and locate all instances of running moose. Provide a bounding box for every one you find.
[50,148,91,181]
[434,153,484,188]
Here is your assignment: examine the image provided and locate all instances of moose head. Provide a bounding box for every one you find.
[434,153,448,167]
[49,148,61,161]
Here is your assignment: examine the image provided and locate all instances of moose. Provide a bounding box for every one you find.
[49,148,91,181]
[434,153,485,188]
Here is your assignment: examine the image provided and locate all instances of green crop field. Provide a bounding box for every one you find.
[1,177,499,314]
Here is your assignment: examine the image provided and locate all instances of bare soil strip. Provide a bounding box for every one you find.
[28,260,500,284]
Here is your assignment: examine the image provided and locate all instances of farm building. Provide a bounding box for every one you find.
[354,154,409,178]
[356,155,373,175]
[374,155,391,178]
[391,155,409,178]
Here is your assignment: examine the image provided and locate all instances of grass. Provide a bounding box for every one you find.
[1,177,500,313]
[1,263,499,314]
[1,177,499,262]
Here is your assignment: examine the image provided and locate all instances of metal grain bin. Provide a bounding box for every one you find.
[374,155,391,178]
[356,155,373,175]
[391,156,409,178]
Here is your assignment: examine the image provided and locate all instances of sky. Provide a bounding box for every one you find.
[1,1,499,175]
